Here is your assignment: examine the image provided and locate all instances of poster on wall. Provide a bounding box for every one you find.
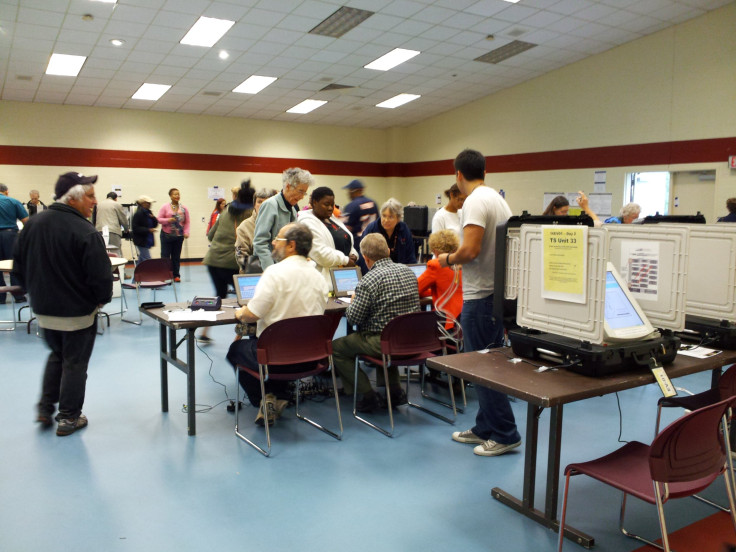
[589,193,612,217]
[594,170,606,193]
[208,186,225,200]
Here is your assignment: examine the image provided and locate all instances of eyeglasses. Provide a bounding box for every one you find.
[273,237,288,242]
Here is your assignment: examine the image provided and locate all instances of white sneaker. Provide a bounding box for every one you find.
[473,439,521,457]
[452,429,485,444]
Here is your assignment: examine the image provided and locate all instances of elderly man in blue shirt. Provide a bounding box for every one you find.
[0,183,29,304]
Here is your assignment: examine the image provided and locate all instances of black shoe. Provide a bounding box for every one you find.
[388,388,408,408]
[355,390,383,413]
[13,295,27,304]
[36,413,53,429]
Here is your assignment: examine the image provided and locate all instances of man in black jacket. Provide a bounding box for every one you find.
[13,172,113,436]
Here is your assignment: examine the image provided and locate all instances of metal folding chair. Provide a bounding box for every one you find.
[354,310,456,438]
[235,314,343,457]
[558,397,736,552]
[122,258,177,325]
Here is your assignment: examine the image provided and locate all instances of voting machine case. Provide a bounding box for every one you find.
[508,328,679,377]
[508,225,679,377]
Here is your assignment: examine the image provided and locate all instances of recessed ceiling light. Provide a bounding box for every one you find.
[364,48,420,71]
[287,100,327,114]
[180,16,235,47]
[309,6,374,38]
[233,76,277,95]
[218,50,229,60]
[110,39,125,47]
[475,40,537,64]
[93,0,117,3]
[46,53,86,76]
[503,0,520,3]
[376,94,421,109]
[131,83,171,101]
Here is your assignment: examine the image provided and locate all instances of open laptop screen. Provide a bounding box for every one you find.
[330,267,361,297]
[233,274,262,305]
[407,263,426,278]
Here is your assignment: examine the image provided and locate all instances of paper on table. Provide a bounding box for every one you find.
[678,345,722,359]
[166,309,224,322]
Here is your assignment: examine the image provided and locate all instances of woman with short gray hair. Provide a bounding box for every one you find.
[362,197,417,264]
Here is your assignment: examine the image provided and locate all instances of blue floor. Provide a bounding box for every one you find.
[0,264,728,552]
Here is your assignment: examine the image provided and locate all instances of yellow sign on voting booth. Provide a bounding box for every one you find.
[541,226,588,303]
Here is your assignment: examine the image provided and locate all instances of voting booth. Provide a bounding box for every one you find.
[507,225,680,377]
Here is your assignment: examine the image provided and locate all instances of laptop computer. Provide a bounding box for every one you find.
[407,263,426,278]
[329,266,362,298]
[232,273,262,306]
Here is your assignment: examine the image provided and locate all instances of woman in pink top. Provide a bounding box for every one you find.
[157,188,190,281]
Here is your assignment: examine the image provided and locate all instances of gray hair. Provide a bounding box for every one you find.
[283,223,313,257]
[29,189,40,196]
[59,184,93,205]
[360,233,390,262]
[282,168,314,191]
[620,202,641,219]
[0,184,7,193]
[380,197,404,220]
[255,188,278,201]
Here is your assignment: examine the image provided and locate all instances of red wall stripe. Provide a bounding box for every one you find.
[1,137,734,177]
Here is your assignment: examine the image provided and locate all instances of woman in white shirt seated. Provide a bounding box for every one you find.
[431,183,466,235]
[298,186,358,290]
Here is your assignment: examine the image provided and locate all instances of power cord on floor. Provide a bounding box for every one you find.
[180,339,244,414]
[614,392,628,444]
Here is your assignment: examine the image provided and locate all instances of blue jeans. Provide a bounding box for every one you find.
[462,294,521,445]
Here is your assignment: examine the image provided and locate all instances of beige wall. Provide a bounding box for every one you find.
[395,3,736,217]
[1,3,735,259]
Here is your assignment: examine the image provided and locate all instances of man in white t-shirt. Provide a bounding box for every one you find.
[226,222,329,426]
[438,149,521,457]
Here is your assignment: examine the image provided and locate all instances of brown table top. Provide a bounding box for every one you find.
[140,297,347,330]
[426,349,736,408]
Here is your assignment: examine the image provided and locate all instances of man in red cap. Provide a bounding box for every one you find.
[13,172,113,436]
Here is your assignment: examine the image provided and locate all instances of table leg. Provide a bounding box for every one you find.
[160,323,168,412]
[545,405,563,520]
[187,328,196,436]
[492,402,595,548]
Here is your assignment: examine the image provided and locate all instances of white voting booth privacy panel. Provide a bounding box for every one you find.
[516,226,608,344]
[683,224,736,322]
[505,227,521,300]
[605,225,688,331]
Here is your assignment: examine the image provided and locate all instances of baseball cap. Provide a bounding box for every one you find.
[137,195,155,204]
[343,179,364,190]
[55,172,98,200]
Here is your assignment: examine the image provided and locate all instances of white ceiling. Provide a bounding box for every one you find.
[0,0,730,129]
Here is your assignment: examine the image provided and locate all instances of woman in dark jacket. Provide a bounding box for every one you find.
[362,197,417,264]
[132,195,158,262]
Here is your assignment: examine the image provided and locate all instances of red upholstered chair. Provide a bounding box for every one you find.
[234,314,343,457]
[122,258,178,324]
[653,364,736,512]
[557,397,736,552]
[354,310,456,438]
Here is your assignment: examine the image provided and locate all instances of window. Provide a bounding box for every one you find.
[624,172,670,218]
